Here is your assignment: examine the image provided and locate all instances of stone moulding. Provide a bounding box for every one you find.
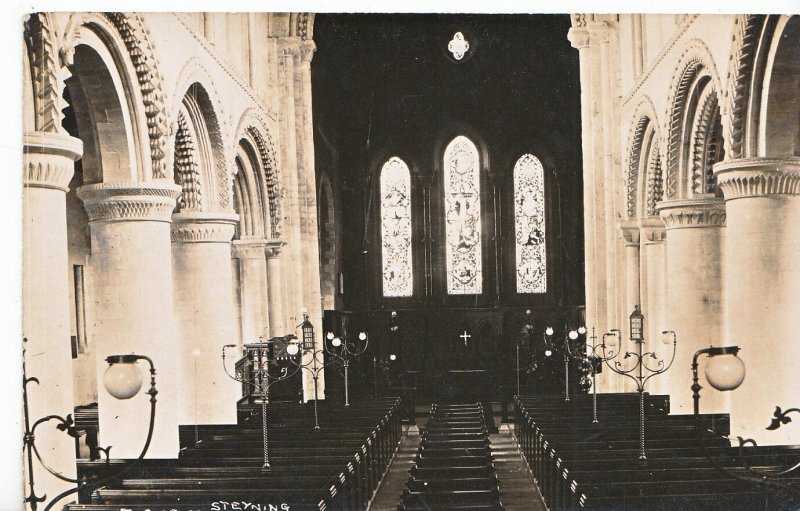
[23,13,65,134]
[103,13,170,180]
[77,181,181,223]
[714,158,800,199]
[231,238,268,259]
[23,131,84,191]
[171,212,238,243]
[656,198,726,229]
[264,239,287,258]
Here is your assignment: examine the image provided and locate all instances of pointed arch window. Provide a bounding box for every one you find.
[444,136,482,295]
[514,154,547,293]
[380,157,413,297]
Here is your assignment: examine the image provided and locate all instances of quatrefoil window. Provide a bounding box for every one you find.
[448,32,470,60]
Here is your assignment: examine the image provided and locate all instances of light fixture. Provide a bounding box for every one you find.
[223,336,300,469]
[103,355,144,400]
[545,327,554,336]
[578,326,587,335]
[326,332,334,341]
[23,342,158,510]
[602,310,677,464]
[324,326,370,407]
[568,330,579,340]
[389,354,397,361]
[702,346,745,391]
[629,304,644,342]
[545,349,553,357]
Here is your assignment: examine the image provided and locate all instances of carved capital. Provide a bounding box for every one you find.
[619,220,640,245]
[77,181,180,223]
[714,157,800,200]
[587,21,610,44]
[300,41,316,63]
[656,198,726,229]
[232,238,267,260]
[171,212,238,243]
[264,239,287,259]
[23,131,83,191]
[640,218,666,243]
[567,27,590,49]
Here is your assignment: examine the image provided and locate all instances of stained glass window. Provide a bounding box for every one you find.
[380,157,413,297]
[444,136,482,295]
[514,154,547,293]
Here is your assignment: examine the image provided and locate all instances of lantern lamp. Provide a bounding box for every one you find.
[629,305,644,342]
[301,312,315,350]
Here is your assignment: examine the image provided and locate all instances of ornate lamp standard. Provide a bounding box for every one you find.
[543,324,588,402]
[222,336,300,470]
[286,311,331,430]
[23,340,158,511]
[325,328,369,407]
[582,327,623,424]
[603,305,677,464]
[691,346,800,493]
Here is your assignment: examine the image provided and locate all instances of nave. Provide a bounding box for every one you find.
[59,385,800,511]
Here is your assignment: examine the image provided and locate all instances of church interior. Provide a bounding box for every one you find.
[19,11,800,511]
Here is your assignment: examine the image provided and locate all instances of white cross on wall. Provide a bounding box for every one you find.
[460,330,472,346]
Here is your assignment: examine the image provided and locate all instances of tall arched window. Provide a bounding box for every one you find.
[444,136,482,295]
[380,157,413,297]
[514,154,547,293]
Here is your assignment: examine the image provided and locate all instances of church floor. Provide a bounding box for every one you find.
[490,433,548,511]
[368,427,548,511]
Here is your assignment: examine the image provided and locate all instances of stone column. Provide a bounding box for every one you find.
[715,157,800,444]
[172,212,240,425]
[639,218,667,396]
[605,220,641,394]
[23,131,82,499]
[232,238,270,342]
[265,240,287,336]
[657,198,726,414]
[568,24,601,334]
[77,181,181,458]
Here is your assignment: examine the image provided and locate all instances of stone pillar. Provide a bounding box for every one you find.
[567,25,600,333]
[715,157,800,444]
[298,41,326,402]
[265,240,287,336]
[657,198,727,414]
[639,218,667,396]
[23,131,82,499]
[77,181,181,458]
[608,220,642,394]
[172,212,240,425]
[232,238,270,341]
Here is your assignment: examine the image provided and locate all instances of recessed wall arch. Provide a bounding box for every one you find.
[625,97,660,219]
[664,41,723,199]
[233,109,282,238]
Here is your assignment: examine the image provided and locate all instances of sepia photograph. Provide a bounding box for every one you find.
[9,2,800,510]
